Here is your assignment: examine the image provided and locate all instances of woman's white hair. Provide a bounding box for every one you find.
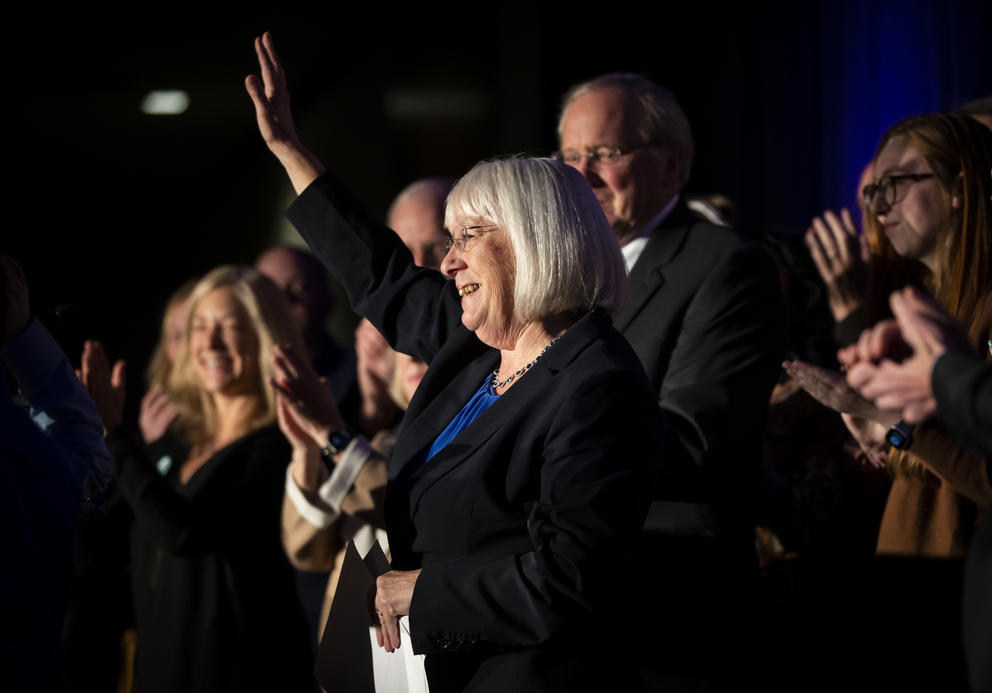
[444,157,627,322]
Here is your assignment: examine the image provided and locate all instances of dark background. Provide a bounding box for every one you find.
[6,2,990,395]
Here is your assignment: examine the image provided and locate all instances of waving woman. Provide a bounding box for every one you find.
[247,32,662,693]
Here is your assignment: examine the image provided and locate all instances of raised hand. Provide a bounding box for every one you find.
[139,384,178,444]
[244,32,325,194]
[79,340,126,433]
[805,208,870,322]
[245,32,298,151]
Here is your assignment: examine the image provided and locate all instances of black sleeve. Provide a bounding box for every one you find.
[658,243,785,501]
[932,351,992,459]
[285,171,462,365]
[106,427,290,555]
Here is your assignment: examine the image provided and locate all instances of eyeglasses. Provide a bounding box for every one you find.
[861,173,935,209]
[442,225,499,252]
[553,140,658,168]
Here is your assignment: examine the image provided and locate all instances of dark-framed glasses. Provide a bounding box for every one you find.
[861,173,935,208]
[553,140,658,168]
[442,224,499,252]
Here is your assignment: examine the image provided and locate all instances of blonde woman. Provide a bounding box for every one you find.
[91,266,316,693]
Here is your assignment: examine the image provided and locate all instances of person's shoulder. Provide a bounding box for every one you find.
[648,204,762,272]
[557,310,655,392]
[681,217,759,256]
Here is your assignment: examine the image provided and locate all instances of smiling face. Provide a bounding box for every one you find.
[188,286,261,397]
[558,86,679,244]
[440,221,520,348]
[871,135,951,270]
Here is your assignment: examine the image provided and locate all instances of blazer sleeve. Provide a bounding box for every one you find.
[932,351,992,459]
[285,171,462,364]
[281,491,341,572]
[107,427,289,555]
[658,242,785,491]
[281,437,390,569]
[407,368,658,653]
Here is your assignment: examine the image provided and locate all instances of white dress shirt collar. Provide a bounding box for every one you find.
[620,194,679,274]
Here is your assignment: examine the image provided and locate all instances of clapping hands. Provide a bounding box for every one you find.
[842,287,975,424]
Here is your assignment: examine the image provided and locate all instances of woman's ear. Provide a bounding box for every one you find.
[950,171,964,209]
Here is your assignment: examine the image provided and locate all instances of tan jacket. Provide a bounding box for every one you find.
[877,421,991,558]
[281,433,392,634]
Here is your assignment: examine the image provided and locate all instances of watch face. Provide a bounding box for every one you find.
[329,429,354,452]
[886,431,906,447]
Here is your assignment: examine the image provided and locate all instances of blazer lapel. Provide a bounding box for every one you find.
[399,309,609,517]
[613,202,696,333]
[389,335,496,480]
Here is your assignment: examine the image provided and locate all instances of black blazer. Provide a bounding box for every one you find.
[287,172,661,693]
[615,203,785,531]
[612,203,785,683]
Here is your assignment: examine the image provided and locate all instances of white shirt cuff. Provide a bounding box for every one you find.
[284,436,373,528]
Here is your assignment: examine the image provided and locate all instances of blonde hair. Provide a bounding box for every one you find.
[145,279,197,391]
[444,157,627,322]
[168,266,307,447]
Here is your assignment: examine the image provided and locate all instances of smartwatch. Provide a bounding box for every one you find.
[320,427,355,459]
[885,420,915,449]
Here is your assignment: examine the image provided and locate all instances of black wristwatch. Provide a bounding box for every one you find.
[320,427,355,459]
[885,420,915,449]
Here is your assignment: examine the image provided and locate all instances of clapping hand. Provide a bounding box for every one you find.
[272,343,345,449]
[139,384,178,444]
[805,208,870,322]
[78,340,126,434]
[355,318,398,437]
[783,359,898,467]
[0,254,30,344]
[843,287,975,424]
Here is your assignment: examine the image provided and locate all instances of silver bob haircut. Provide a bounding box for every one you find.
[444,157,627,322]
[557,73,694,188]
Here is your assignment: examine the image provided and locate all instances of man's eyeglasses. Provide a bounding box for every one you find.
[861,173,935,209]
[442,225,499,252]
[553,140,658,168]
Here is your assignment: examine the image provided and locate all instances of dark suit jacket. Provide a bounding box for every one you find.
[287,172,661,693]
[615,203,785,683]
[615,202,784,536]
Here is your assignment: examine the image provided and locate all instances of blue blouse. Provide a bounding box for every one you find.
[422,376,500,464]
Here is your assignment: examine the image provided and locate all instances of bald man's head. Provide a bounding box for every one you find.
[255,245,332,339]
[387,177,454,270]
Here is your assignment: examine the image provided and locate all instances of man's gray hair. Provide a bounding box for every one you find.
[557,73,694,187]
[444,157,627,322]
